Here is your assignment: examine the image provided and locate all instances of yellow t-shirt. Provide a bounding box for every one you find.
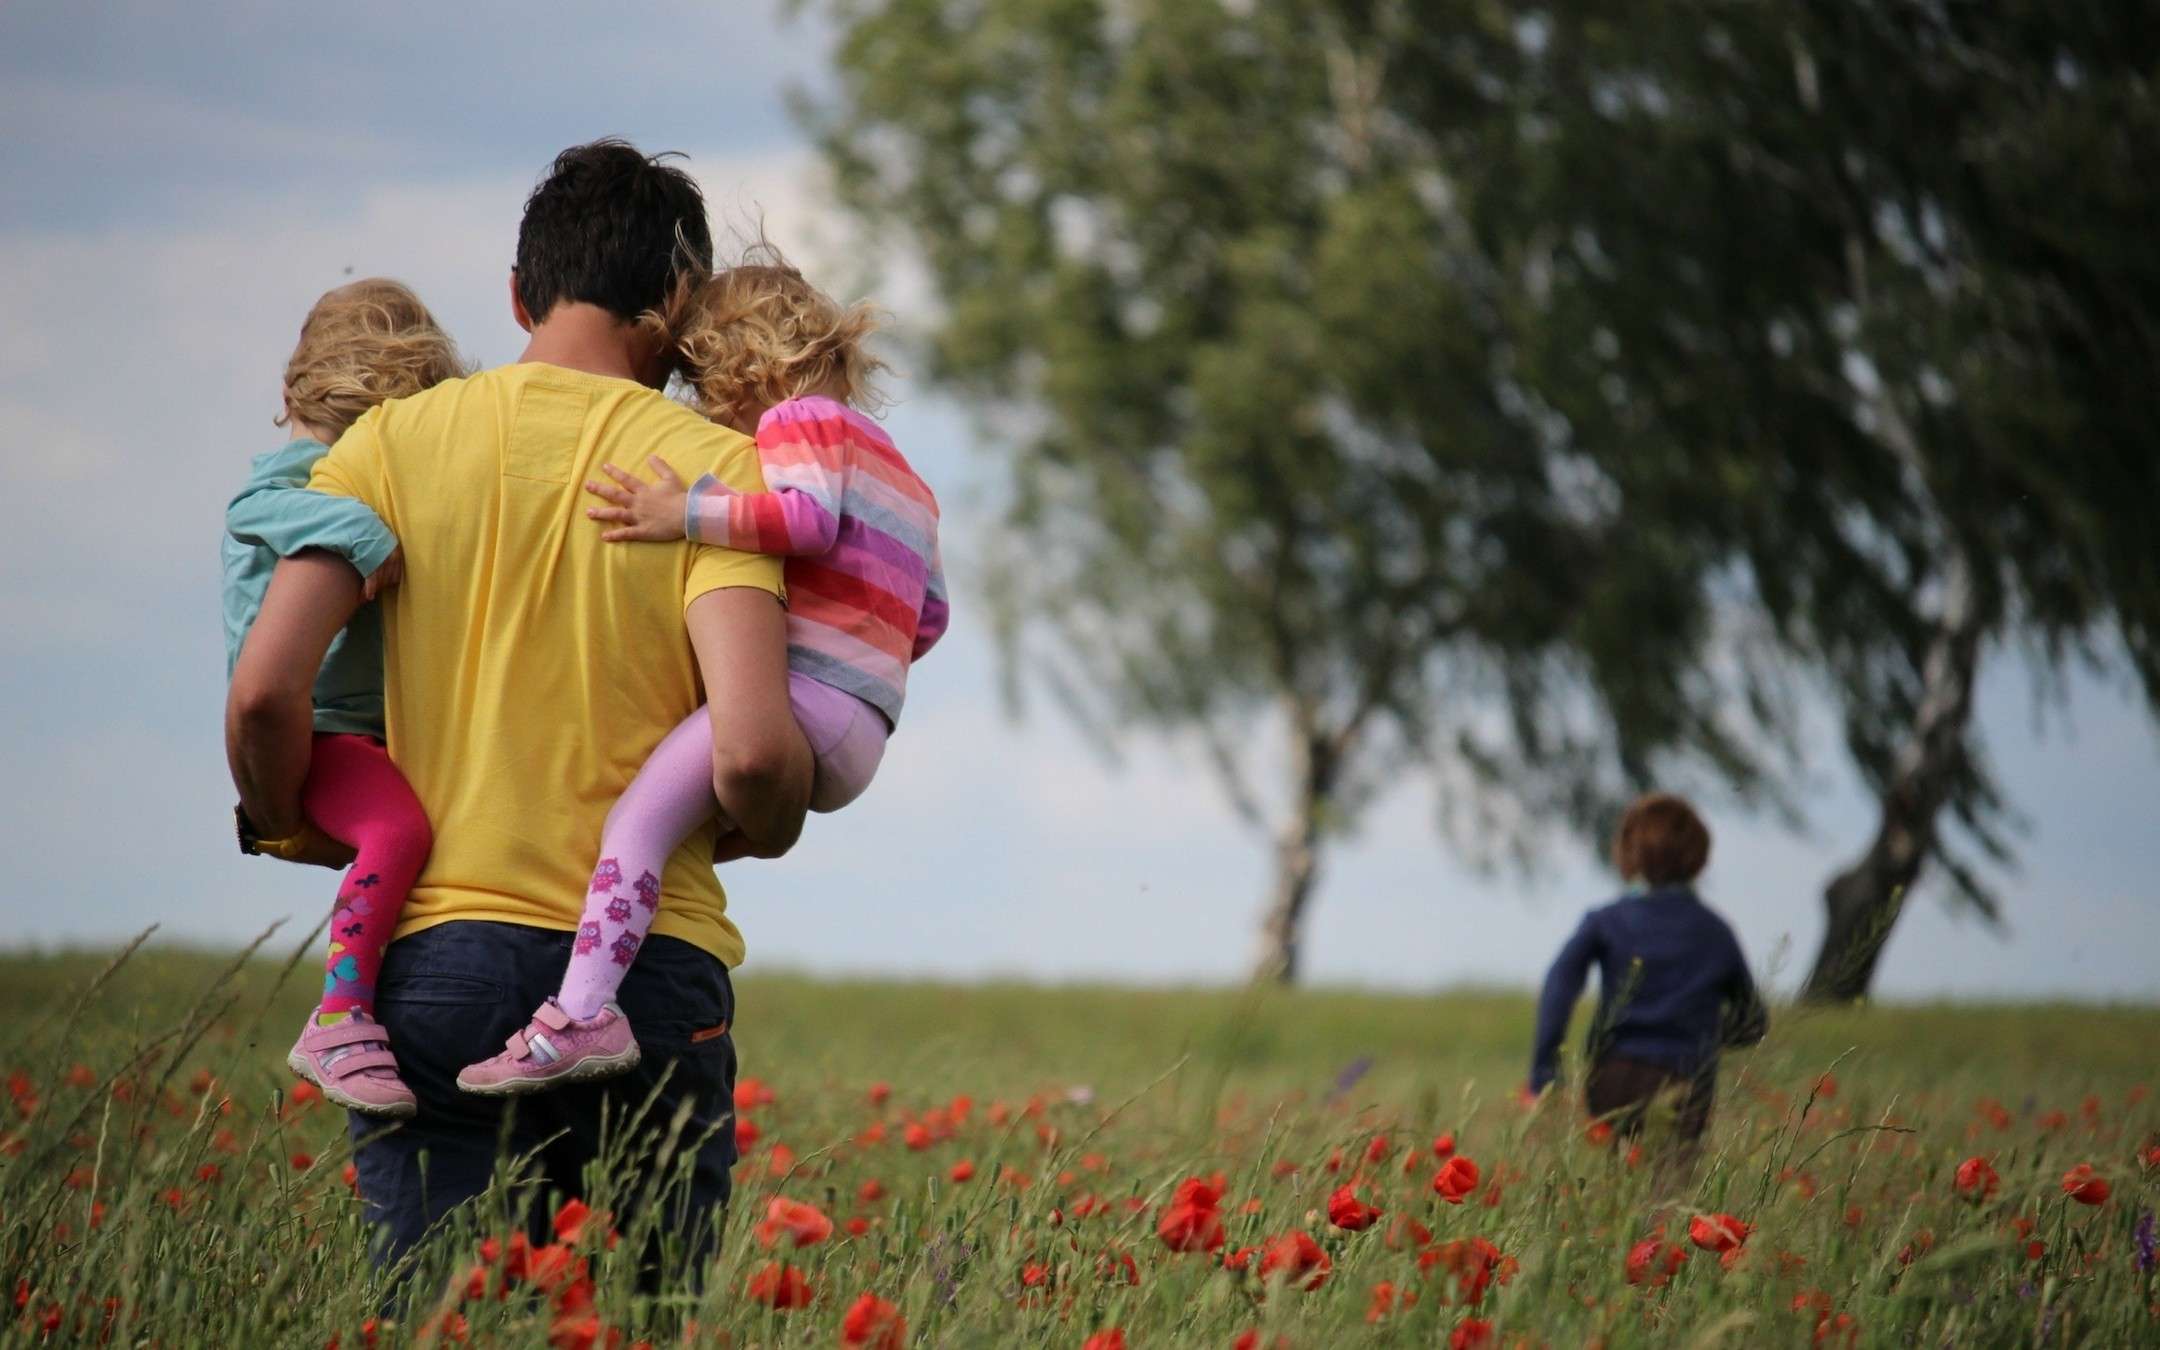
[308,363,782,965]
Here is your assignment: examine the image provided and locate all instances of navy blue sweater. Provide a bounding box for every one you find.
[1529,885,1766,1092]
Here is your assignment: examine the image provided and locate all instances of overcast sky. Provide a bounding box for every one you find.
[3,0,2155,1001]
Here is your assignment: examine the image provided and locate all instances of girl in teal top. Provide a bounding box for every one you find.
[221,278,463,1118]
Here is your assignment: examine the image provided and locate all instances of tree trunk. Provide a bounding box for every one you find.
[1248,729,1336,985]
[1801,551,1984,1003]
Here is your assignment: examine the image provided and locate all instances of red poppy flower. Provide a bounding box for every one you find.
[948,1160,976,1183]
[1364,1280,1415,1323]
[1449,1318,1494,1349]
[733,1078,775,1109]
[1585,1119,1614,1146]
[1689,1213,1752,1253]
[1954,1157,1999,1200]
[1157,1176,1227,1253]
[1097,1249,1141,1286]
[753,1197,833,1248]
[289,1081,322,1107]
[1256,1231,1332,1290]
[903,1122,932,1151]
[524,1243,587,1296]
[552,1198,594,1244]
[734,1117,762,1151]
[1080,1330,1125,1350]
[1421,1236,1516,1305]
[866,1081,891,1106]
[1432,1132,1456,1158]
[1222,1245,1257,1272]
[2061,1164,2110,1205]
[1364,1134,1393,1164]
[1625,1237,1689,1287]
[745,1262,814,1309]
[1433,1157,1480,1204]
[290,1151,314,1171]
[845,1216,871,1237]
[1326,1183,1383,1232]
[840,1292,905,1350]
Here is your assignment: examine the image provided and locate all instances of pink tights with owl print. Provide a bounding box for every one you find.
[555,711,719,1020]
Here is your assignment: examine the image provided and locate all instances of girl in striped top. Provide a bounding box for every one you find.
[456,253,944,1095]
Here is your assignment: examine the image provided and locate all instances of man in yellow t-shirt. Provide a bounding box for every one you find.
[227,140,811,1268]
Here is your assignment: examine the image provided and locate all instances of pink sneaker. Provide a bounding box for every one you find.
[456,999,640,1096]
[287,1012,417,1118]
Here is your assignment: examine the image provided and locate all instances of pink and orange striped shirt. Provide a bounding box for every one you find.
[686,396,946,726]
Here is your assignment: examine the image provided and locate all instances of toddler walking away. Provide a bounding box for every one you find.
[224,279,463,1117]
[457,253,947,1095]
[1526,793,1767,1155]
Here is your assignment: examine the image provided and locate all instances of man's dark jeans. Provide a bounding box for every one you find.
[348,921,739,1268]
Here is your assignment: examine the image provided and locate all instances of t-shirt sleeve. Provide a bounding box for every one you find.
[673,418,786,610]
[306,407,392,529]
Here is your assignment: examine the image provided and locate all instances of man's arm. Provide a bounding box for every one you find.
[686,586,813,857]
[227,479,400,584]
[226,552,362,838]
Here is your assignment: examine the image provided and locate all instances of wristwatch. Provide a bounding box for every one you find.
[235,803,264,857]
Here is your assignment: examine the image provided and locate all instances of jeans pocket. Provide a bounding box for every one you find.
[377,970,506,1007]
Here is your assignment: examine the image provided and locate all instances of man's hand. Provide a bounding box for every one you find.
[227,551,362,838]
[585,456,694,542]
[687,587,812,857]
[361,546,404,603]
[239,807,359,870]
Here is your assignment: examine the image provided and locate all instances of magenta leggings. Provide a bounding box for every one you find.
[302,733,432,1016]
[554,675,887,1017]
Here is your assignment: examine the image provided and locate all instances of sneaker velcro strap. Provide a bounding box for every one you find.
[327,1049,400,1077]
[535,1002,573,1031]
[310,1020,393,1051]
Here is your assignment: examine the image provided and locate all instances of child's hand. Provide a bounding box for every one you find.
[585,457,691,542]
[361,546,403,602]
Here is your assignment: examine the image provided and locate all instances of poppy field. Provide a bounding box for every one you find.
[2,943,2156,1347]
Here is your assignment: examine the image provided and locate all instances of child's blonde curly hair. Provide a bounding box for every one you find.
[278,278,465,440]
[658,243,888,432]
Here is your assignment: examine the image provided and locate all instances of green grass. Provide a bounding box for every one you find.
[2,940,2154,1347]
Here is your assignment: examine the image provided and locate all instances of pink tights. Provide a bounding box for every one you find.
[556,676,887,1019]
[302,733,432,1017]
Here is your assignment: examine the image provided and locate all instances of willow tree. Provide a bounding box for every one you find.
[805,0,2160,990]
[1507,2,2160,1000]
[805,0,1776,980]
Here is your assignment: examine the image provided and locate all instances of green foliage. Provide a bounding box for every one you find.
[804,0,2160,962]
[808,0,1770,872]
[4,945,2158,1345]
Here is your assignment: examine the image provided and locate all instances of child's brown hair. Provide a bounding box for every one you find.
[278,279,465,441]
[1612,792,1712,886]
[658,241,887,432]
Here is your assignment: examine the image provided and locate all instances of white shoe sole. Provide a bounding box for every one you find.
[287,1051,418,1119]
[455,1045,643,1098]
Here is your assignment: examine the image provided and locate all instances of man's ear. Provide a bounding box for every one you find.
[509,270,534,332]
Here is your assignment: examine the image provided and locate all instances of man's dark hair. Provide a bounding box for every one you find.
[515,138,713,325]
